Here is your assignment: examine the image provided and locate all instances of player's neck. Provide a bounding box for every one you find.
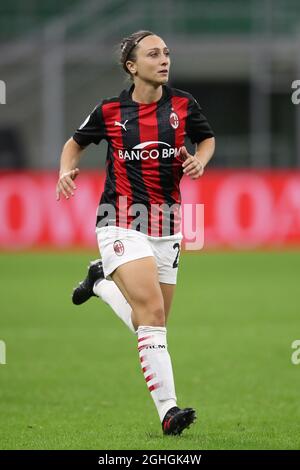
[131,81,163,104]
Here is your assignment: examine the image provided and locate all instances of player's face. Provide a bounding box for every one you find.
[129,35,171,85]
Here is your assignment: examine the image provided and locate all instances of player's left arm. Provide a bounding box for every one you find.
[183,94,215,179]
[181,137,215,179]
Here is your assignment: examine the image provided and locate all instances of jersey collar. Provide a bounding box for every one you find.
[120,84,171,106]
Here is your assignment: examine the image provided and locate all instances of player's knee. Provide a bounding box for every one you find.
[132,289,166,326]
[146,302,165,326]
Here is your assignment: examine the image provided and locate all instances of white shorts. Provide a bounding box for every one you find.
[96,226,183,284]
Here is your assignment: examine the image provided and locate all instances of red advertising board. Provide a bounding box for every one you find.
[0,170,300,249]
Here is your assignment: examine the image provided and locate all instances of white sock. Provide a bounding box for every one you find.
[137,325,177,422]
[93,279,135,333]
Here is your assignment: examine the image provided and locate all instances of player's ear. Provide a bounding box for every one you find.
[126,60,136,75]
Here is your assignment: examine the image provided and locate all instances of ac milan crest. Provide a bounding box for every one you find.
[169,111,179,129]
[113,240,124,256]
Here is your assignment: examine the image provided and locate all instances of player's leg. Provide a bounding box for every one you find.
[111,256,164,327]
[150,233,182,324]
[72,267,175,329]
[94,227,156,332]
[111,256,195,435]
[160,282,176,324]
[111,256,179,424]
[72,263,175,331]
[147,235,196,434]
[72,227,154,333]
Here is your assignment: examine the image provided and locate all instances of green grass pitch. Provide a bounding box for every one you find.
[0,250,300,450]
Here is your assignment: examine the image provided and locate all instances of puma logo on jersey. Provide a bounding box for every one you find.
[114,120,128,131]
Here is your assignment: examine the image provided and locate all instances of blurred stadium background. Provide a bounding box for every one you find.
[1,0,300,450]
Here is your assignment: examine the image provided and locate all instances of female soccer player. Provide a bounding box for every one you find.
[56,30,215,435]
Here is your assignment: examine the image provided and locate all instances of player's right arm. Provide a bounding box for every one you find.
[56,102,106,201]
[56,137,85,201]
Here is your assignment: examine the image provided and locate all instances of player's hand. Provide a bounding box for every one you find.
[56,168,80,201]
[180,146,204,179]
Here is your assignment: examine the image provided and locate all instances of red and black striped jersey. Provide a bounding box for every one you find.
[73,84,214,236]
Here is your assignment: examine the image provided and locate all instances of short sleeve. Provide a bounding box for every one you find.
[73,103,106,147]
[186,96,214,144]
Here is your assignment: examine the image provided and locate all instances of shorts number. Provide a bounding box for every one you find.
[172,242,180,268]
